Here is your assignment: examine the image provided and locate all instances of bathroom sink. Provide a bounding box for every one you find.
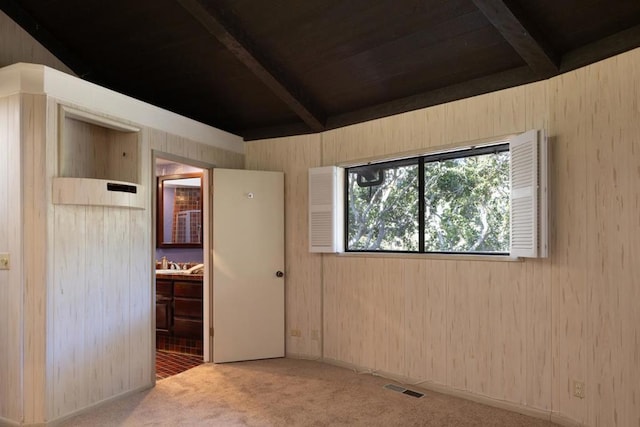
[155,269,188,275]
[155,264,204,275]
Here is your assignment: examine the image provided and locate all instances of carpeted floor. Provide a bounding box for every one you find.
[61,358,559,426]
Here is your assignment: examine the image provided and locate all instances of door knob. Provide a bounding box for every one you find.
[276,271,284,278]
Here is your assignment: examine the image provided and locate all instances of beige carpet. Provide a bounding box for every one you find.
[62,358,559,426]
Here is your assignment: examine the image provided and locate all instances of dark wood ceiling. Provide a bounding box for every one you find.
[3,0,640,140]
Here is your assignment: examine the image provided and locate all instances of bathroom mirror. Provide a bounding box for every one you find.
[157,172,203,248]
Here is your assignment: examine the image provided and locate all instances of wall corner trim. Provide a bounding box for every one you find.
[0,62,45,97]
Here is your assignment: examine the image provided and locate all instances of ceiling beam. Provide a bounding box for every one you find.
[326,66,537,131]
[241,122,316,141]
[471,0,559,77]
[560,24,640,73]
[177,0,326,132]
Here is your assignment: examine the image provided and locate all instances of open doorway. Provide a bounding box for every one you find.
[154,157,206,379]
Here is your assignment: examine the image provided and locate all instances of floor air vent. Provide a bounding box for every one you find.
[383,384,424,398]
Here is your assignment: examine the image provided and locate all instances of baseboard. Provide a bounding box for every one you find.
[286,352,322,362]
[550,412,584,427]
[44,383,153,427]
[0,416,21,427]
[321,357,559,425]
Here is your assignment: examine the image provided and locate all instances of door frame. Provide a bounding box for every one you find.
[151,151,215,364]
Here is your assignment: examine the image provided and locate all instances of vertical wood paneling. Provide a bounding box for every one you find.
[445,261,471,390]
[59,118,108,179]
[584,55,635,427]
[404,259,446,384]
[525,258,552,411]
[626,51,640,427]
[129,132,152,389]
[523,80,552,411]
[0,95,22,422]
[22,94,48,423]
[150,129,245,170]
[104,208,131,397]
[2,80,244,425]
[549,65,589,424]
[372,259,405,374]
[45,98,59,420]
[47,100,153,419]
[59,118,139,183]
[83,206,106,405]
[501,263,527,402]
[107,130,139,184]
[51,205,86,417]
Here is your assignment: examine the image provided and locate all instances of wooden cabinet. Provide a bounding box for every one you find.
[155,275,203,339]
[173,281,203,338]
[155,279,173,333]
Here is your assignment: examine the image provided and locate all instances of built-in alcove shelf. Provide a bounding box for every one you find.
[52,177,144,209]
[55,105,145,209]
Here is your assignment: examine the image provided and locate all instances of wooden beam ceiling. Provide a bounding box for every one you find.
[176,0,326,132]
[471,0,559,77]
[560,24,640,73]
[326,66,536,133]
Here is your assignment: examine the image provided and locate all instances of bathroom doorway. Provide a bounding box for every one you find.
[154,156,208,379]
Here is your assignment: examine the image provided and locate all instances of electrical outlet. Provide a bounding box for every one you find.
[0,253,9,270]
[311,330,319,341]
[290,329,301,337]
[573,380,585,399]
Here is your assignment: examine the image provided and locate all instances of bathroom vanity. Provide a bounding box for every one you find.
[156,273,203,339]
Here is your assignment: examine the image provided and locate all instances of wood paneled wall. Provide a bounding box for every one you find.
[59,117,140,183]
[43,98,154,421]
[40,112,243,423]
[246,48,640,426]
[1,89,245,425]
[0,95,23,423]
[548,50,640,427]
[149,128,244,169]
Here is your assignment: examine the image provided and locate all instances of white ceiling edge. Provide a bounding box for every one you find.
[0,62,245,155]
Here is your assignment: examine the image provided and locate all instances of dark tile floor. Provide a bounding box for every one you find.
[156,350,203,380]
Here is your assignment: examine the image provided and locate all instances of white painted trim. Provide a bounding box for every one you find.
[550,412,584,427]
[336,251,521,262]
[0,63,245,154]
[0,62,45,98]
[60,105,141,133]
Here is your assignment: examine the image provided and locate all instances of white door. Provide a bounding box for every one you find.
[212,169,285,363]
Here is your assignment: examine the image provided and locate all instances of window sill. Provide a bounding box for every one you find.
[336,252,522,262]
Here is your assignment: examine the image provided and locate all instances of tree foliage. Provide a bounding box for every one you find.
[347,151,510,252]
[348,164,419,250]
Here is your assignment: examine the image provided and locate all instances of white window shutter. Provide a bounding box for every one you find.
[510,129,548,258]
[309,166,343,253]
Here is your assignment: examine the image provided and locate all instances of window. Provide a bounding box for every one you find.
[346,144,510,255]
[308,129,547,257]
